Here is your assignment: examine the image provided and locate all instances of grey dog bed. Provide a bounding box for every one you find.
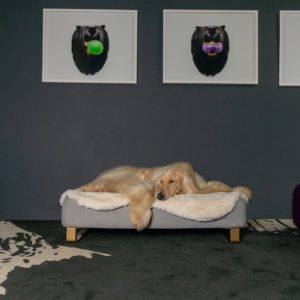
[61,195,247,243]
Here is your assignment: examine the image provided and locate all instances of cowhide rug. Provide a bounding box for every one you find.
[0,221,110,295]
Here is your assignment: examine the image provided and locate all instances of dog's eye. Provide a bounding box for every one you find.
[204,35,211,42]
[93,34,100,40]
[169,180,175,184]
[213,33,221,43]
[93,32,100,40]
[84,33,91,42]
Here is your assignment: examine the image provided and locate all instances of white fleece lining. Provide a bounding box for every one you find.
[60,189,248,222]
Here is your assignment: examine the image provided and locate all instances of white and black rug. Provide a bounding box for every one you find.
[247,219,298,233]
[0,221,110,296]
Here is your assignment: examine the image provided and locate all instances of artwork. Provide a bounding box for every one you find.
[279,11,300,86]
[191,25,229,76]
[42,9,137,83]
[163,10,258,84]
[72,25,109,75]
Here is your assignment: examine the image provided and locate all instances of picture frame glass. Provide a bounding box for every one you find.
[43,9,137,83]
[163,10,258,84]
[280,11,300,86]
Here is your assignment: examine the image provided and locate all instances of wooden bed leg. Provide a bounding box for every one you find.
[66,228,77,242]
[229,228,240,243]
[66,228,88,242]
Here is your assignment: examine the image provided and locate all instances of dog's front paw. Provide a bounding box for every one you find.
[233,186,253,200]
[129,209,152,231]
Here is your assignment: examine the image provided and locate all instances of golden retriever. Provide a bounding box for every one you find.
[81,162,252,231]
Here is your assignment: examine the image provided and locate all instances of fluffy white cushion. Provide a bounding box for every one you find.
[60,190,248,222]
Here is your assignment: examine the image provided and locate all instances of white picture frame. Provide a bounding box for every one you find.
[279,11,300,86]
[42,9,138,83]
[163,10,258,84]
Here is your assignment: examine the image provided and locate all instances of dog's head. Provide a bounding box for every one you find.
[72,25,109,75]
[191,25,229,76]
[154,167,189,200]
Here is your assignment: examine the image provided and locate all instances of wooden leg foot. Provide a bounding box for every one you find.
[229,228,240,243]
[66,228,88,242]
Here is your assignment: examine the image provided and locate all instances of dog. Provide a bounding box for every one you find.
[72,25,109,75]
[81,162,252,231]
[191,26,229,76]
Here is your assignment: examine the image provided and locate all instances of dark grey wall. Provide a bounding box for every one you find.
[1,0,300,220]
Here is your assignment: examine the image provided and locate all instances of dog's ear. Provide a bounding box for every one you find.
[178,168,200,194]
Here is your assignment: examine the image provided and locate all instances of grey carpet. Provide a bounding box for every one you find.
[0,221,300,300]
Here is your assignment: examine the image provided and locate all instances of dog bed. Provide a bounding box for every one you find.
[60,190,249,243]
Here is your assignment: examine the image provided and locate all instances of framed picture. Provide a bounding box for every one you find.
[42,9,137,83]
[279,11,300,86]
[163,10,258,84]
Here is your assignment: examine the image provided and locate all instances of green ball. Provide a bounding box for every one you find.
[87,40,104,55]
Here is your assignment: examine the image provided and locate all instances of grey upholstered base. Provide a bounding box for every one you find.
[61,197,247,229]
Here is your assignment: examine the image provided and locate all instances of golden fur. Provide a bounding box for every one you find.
[81,162,252,231]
